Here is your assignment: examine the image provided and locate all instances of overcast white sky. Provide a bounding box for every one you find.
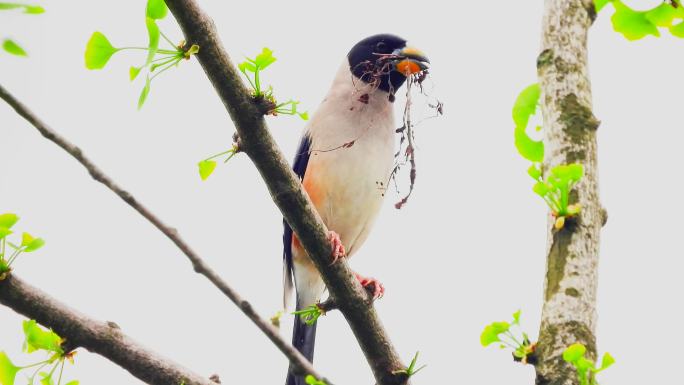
[1,0,683,384]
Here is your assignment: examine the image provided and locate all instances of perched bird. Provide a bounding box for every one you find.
[283,34,429,385]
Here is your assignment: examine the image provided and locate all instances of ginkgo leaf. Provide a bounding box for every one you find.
[2,39,27,56]
[85,32,118,69]
[138,76,151,109]
[562,343,586,363]
[611,1,660,41]
[145,17,160,66]
[146,0,168,20]
[0,214,19,229]
[0,352,20,385]
[512,84,544,162]
[198,160,217,181]
[23,320,63,354]
[21,232,45,252]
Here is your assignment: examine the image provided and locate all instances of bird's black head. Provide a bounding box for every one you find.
[347,34,429,96]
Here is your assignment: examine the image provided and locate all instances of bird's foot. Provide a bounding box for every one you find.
[354,272,385,299]
[327,231,346,264]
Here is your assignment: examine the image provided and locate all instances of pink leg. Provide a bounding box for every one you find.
[354,272,385,299]
[327,231,346,264]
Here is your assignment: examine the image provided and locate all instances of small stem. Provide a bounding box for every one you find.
[56,359,65,385]
[150,58,182,80]
[254,68,261,96]
[6,247,23,266]
[159,31,176,49]
[205,148,236,161]
[19,359,52,370]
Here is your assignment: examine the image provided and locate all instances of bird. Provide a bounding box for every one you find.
[282,34,429,385]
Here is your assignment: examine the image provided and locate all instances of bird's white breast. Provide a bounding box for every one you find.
[302,63,396,256]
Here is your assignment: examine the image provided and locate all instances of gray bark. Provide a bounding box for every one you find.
[535,1,604,384]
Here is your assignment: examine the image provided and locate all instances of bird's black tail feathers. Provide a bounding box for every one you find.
[285,299,318,385]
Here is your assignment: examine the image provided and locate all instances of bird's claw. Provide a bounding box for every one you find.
[354,272,385,299]
[328,231,346,264]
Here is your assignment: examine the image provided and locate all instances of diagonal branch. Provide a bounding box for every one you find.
[0,274,217,385]
[0,83,326,383]
[535,1,605,384]
[163,1,408,384]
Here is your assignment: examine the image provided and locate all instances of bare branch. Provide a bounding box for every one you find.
[163,1,408,383]
[536,1,604,384]
[0,83,325,383]
[0,274,217,385]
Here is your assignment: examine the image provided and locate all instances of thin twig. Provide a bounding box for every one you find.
[0,83,326,383]
[0,274,217,385]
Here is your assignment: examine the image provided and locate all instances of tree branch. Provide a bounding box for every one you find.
[0,274,218,385]
[535,1,603,384]
[0,83,326,383]
[163,1,408,384]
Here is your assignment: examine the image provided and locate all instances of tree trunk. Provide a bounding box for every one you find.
[535,1,605,384]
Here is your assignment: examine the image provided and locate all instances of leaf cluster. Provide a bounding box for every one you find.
[197,144,240,181]
[392,351,426,378]
[84,0,198,108]
[598,0,684,40]
[512,84,584,230]
[0,213,45,278]
[529,163,583,229]
[480,310,536,363]
[0,2,44,57]
[0,320,78,385]
[291,304,324,326]
[562,343,615,385]
[238,48,308,120]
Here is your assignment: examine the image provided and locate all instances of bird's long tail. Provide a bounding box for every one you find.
[285,297,318,385]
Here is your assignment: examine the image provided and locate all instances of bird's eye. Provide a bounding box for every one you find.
[375,41,387,53]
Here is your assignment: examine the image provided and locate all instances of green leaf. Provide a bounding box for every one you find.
[146,0,167,19]
[562,343,586,363]
[254,47,276,69]
[480,322,510,346]
[84,32,118,69]
[304,375,326,385]
[0,3,44,14]
[238,61,256,73]
[129,66,142,81]
[198,160,217,181]
[0,228,11,239]
[670,20,684,37]
[594,0,611,13]
[145,17,160,66]
[611,1,660,41]
[298,111,309,121]
[23,320,64,354]
[39,372,54,385]
[512,84,544,162]
[532,182,549,197]
[512,310,521,325]
[566,163,584,181]
[21,232,45,252]
[0,214,19,229]
[2,39,27,56]
[599,352,615,370]
[512,83,540,129]
[527,164,542,181]
[138,76,151,109]
[63,381,79,385]
[0,352,20,385]
[645,3,679,27]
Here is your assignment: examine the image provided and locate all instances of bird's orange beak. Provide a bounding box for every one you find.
[394,47,429,76]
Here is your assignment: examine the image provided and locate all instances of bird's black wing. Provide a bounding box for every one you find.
[282,133,311,308]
